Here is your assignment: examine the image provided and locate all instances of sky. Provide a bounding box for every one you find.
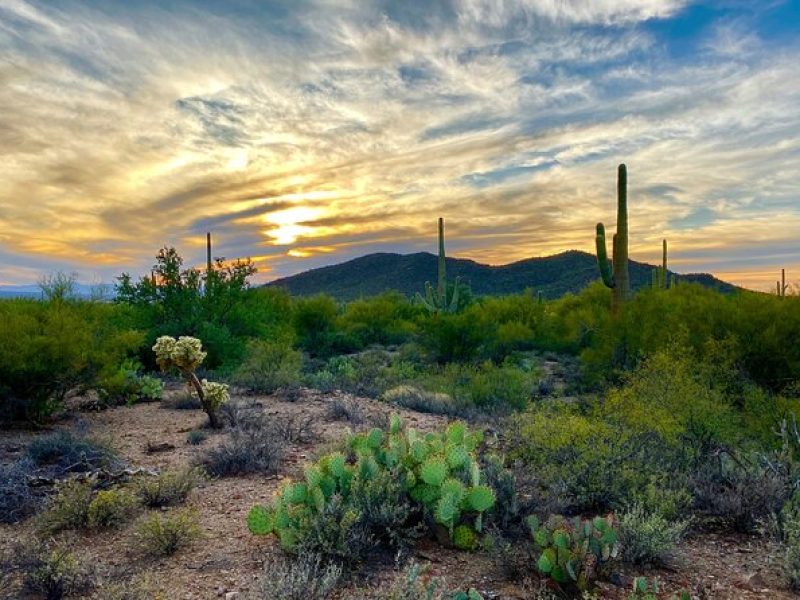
[1,0,799,291]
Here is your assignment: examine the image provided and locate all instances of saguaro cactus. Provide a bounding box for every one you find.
[417,217,460,313]
[778,269,788,298]
[206,232,213,273]
[651,239,669,289]
[595,164,630,312]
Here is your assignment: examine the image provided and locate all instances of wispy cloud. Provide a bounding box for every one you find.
[0,0,798,290]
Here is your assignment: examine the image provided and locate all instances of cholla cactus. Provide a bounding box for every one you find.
[152,335,224,428]
[201,380,229,411]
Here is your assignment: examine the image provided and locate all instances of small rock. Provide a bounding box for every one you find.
[736,572,770,592]
[225,593,239,600]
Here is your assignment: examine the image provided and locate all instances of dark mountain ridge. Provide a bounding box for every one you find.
[265,250,738,301]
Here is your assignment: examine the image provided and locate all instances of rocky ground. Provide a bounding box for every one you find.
[0,387,795,599]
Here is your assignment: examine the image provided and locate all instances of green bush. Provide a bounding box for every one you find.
[232,339,302,393]
[338,292,418,348]
[134,509,201,557]
[135,467,203,508]
[87,488,140,528]
[618,503,690,566]
[39,479,94,533]
[27,430,116,475]
[248,416,497,561]
[98,360,163,406]
[0,299,143,422]
[782,492,800,589]
[13,539,94,599]
[293,295,340,357]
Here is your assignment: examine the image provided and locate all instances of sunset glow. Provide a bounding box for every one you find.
[1,1,799,291]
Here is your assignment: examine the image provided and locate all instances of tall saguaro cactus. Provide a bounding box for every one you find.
[778,269,788,298]
[652,239,669,289]
[206,232,213,273]
[595,164,630,312]
[417,217,460,313]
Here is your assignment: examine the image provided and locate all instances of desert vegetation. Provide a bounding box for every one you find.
[2,167,800,599]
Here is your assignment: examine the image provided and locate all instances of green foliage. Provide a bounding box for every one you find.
[87,489,140,528]
[27,430,116,474]
[38,479,94,533]
[509,348,739,513]
[618,503,690,566]
[782,491,800,589]
[527,513,619,590]
[232,339,302,393]
[248,416,495,559]
[13,539,94,599]
[134,509,201,557]
[116,246,260,370]
[339,291,418,347]
[0,298,143,422]
[98,360,163,406]
[293,294,340,357]
[135,467,203,508]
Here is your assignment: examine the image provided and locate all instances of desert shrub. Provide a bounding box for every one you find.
[186,430,207,445]
[0,298,144,422]
[326,396,366,424]
[273,413,318,444]
[200,425,285,477]
[527,513,619,591]
[87,488,140,528]
[232,339,302,393]
[38,479,94,533]
[12,539,94,599]
[134,509,201,557]
[293,295,340,357]
[97,360,163,406]
[618,503,690,566]
[690,453,788,532]
[782,492,800,589]
[480,454,519,530]
[418,312,488,363]
[380,561,448,600]
[254,552,341,600]
[382,385,461,417]
[27,430,116,474]
[135,467,203,508]
[0,457,39,524]
[338,292,418,348]
[248,416,495,561]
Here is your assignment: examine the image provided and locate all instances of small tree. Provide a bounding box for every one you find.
[153,336,228,428]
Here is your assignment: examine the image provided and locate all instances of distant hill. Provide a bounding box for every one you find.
[265,250,739,301]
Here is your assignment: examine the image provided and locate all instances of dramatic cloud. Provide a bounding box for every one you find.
[0,0,798,290]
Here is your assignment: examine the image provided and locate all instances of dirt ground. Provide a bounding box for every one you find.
[0,388,795,599]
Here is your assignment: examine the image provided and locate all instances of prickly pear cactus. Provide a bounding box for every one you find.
[527,513,619,590]
[246,414,495,552]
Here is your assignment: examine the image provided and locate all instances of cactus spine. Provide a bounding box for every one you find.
[651,239,669,289]
[778,269,788,298]
[595,164,630,312]
[417,218,460,313]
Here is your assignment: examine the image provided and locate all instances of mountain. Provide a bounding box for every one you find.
[264,250,739,301]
